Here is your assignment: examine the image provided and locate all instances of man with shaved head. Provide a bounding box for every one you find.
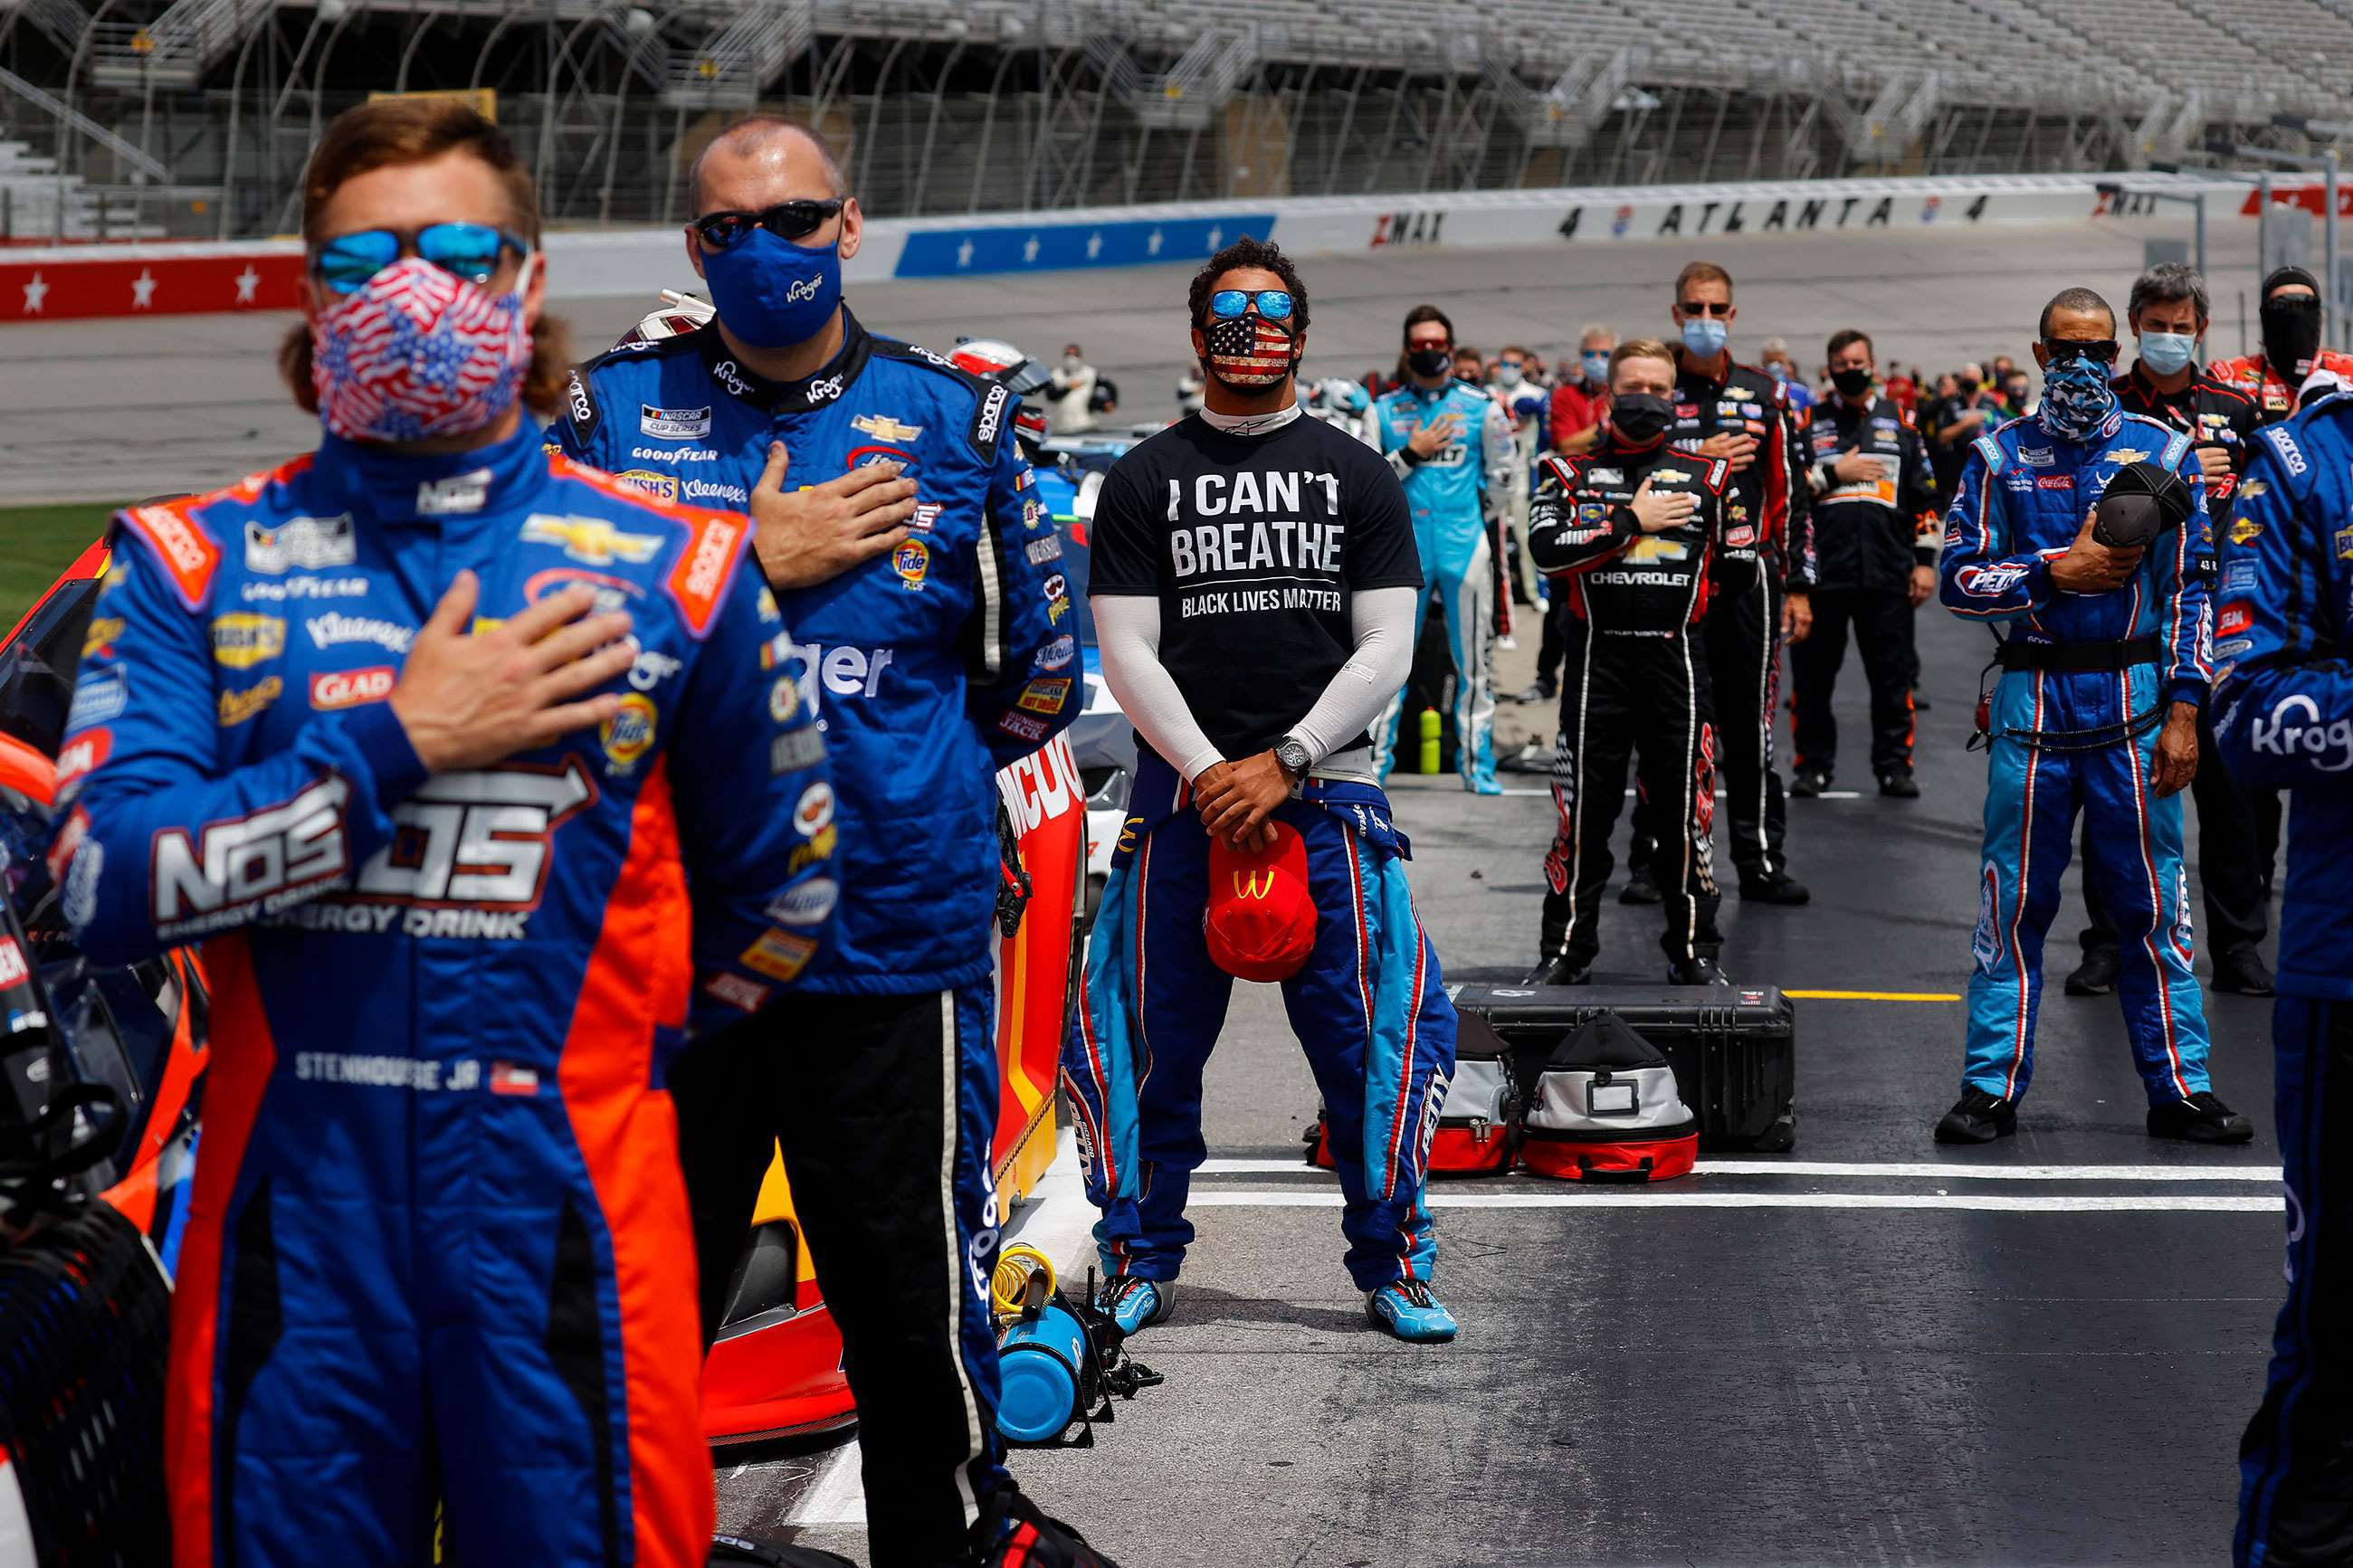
[548,115,1111,1565]
[1934,284,2247,1148]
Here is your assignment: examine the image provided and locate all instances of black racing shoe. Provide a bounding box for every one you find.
[2147,1090,2256,1145]
[2063,946,2121,996]
[1935,1088,2018,1145]
[1789,767,1831,799]
[1739,870,1811,905]
[1878,771,1921,799]
[972,1487,1122,1566]
[1668,955,1731,986]
[2212,946,2276,996]
[1524,954,1591,986]
[1619,867,1663,905]
[1511,679,1558,705]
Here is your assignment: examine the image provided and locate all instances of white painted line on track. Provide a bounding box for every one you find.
[1188,1190,2280,1212]
[782,1128,1098,1531]
[1194,1157,2281,1182]
[1497,786,1864,799]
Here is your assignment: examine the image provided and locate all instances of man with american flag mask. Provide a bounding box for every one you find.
[1063,237,1463,1345]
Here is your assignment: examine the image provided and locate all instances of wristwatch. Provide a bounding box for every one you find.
[1274,737,1312,781]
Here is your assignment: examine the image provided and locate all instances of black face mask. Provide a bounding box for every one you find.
[1955,377,1977,395]
[2261,294,2324,376]
[1406,347,1453,378]
[1611,393,1673,445]
[1832,366,1874,398]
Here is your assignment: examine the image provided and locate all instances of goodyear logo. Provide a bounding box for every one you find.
[211,613,286,669]
[601,693,658,773]
[520,514,663,566]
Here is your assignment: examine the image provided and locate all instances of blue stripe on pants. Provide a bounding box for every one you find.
[1963,675,2212,1106]
[1061,767,1456,1291]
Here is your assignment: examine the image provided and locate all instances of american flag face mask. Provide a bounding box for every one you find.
[1203,310,1298,388]
[310,254,535,443]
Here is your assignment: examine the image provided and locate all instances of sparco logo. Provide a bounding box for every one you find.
[975,384,1009,445]
[2252,693,2353,771]
[684,519,743,600]
[567,373,593,424]
[132,506,210,575]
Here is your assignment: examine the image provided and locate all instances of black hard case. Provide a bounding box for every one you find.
[1451,983,1796,1152]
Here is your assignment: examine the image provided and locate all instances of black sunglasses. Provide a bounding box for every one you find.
[692,199,845,252]
[2043,336,2121,365]
[1678,299,1734,318]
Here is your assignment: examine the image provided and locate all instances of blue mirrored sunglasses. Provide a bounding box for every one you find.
[1207,289,1294,322]
[310,223,530,296]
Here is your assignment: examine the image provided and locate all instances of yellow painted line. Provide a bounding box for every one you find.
[1784,989,1963,1002]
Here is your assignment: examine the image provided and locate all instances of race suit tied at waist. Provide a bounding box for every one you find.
[1996,633,2160,673]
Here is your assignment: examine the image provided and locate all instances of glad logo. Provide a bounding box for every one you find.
[2251,693,2353,772]
[55,727,112,790]
[311,666,395,709]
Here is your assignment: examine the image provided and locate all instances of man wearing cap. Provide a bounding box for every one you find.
[1936,285,2250,1146]
[1062,236,1462,1344]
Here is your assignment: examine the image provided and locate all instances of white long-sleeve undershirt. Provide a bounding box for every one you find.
[1093,585,1418,784]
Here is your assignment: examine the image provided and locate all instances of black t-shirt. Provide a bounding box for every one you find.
[1090,412,1421,761]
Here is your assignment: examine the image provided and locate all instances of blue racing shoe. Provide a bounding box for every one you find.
[1097,1274,1175,1336]
[1366,1279,1457,1343]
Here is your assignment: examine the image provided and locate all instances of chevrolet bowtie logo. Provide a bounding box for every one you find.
[852,413,924,442]
[1233,870,1277,898]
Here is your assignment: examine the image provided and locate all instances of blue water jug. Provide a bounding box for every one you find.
[996,1301,1091,1443]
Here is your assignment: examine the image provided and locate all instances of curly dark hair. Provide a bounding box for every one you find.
[1188,235,1310,335]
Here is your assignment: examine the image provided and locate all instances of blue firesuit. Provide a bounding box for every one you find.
[56,423,833,1566]
[1940,408,2215,1107]
[1062,750,1457,1291]
[2209,395,2353,1568]
[550,310,1075,1558]
[1370,380,1513,793]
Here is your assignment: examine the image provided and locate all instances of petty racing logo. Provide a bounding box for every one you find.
[1956,563,2031,598]
[2251,692,2353,772]
[1972,864,2001,974]
[520,514,663,566]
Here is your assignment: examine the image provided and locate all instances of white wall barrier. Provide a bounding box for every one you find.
[0,172,2282,322]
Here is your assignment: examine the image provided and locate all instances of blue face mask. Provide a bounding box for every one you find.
[1680,316,1729,358]
[2038,353,2117,442]
[1582,351,1611,384]
[699,225,842,349]
[2139,330,2198,377]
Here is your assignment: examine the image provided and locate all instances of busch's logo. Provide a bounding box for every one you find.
[2251,693,2353,772]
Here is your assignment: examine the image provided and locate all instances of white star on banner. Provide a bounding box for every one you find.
[1022,234,1041,263]
[956,238,975,268]
[21,272,47,314]
[1146,229,1164,255]
[234,266,260,303]
[1085,232,1102,259]
[130,270,157,309]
